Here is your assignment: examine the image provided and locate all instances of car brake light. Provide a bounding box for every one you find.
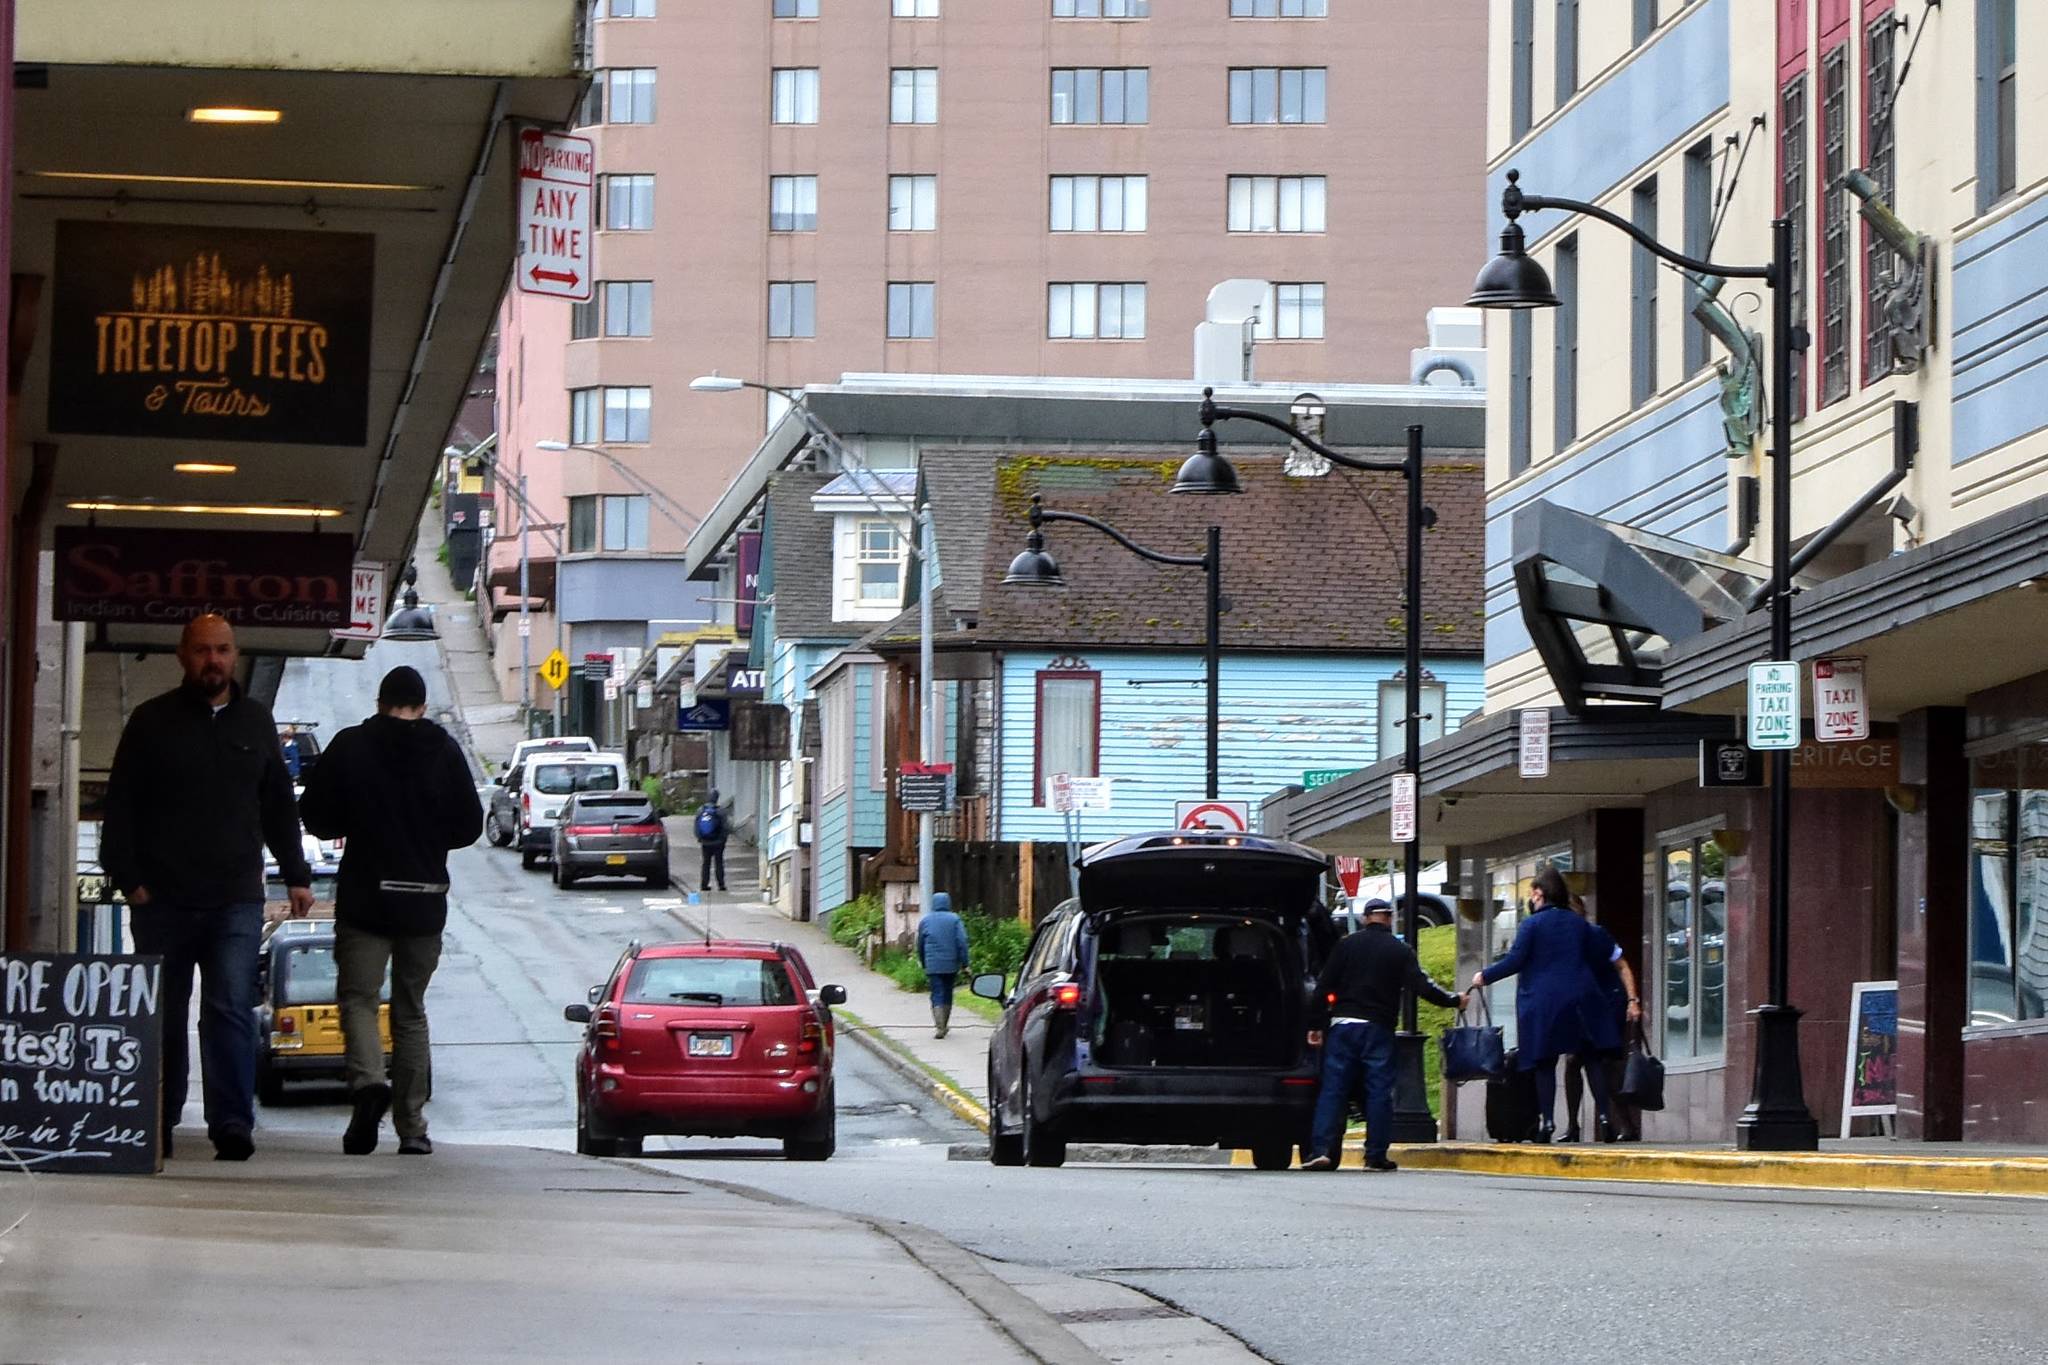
[616,824,663,837]
[1053,983,1082,1009]
[276,1013,297,1035]
[564,825,611,836]
[799,1014,823,1054]
[594,1004,619,1049]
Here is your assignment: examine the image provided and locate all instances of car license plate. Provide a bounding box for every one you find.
[1174,1004,1207,1031]
[605,854,628,865]
[688,1033,734,1058]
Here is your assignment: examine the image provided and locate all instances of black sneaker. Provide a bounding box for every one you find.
[212,1130,254,1162]
[398,1135,434,1156]
[344,1083,392,1156]
[1364,1156,1399,1172]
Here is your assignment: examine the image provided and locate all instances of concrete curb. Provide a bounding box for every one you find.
[837,1006,992,1133]
[1228,1139,2048,1197]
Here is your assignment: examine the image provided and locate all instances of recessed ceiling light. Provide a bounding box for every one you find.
[32,170,433,193]
[173,462,238,475]
[187,107,282,125]
[67,500,344,518]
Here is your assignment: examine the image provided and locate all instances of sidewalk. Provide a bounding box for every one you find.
[0,1135,1090,1363]
[412,508,524,773]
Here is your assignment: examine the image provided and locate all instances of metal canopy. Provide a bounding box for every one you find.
[1511,500,1780,713]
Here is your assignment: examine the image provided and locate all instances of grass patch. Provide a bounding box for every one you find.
[824,894,1024,1022]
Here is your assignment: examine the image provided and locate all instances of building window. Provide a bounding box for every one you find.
[1048,282,1145,339]
[886,282,935,339]
[892,0,938,14]
[568,495,598,553]
[768,282,817,338]
[1034,667,1100,806]
[1227,175,1326,233]
[1227,68,1326,124]
[601,494,650,552]
[603,386,652,443]
[598,68,656,124]
[769,175,818,231]
[773,0,817,14]
[1555,0,1577,105]
[1968,742,2048,1024]
[1553,235,1577,451]
[891,68,938,123]
[1252,282,1324,340]
[1658,829,1728,1062]
[856,520,905,602]
[889,175,937,231]
[571,296,599,341]
[1510,0,1534,139]
[1375,676,1445,759]
[1780,73,1808,419]
[608,0,655,15]
[1684,139,1714,374]
[1048,175,1147,232]
[772,68,820,124]
[1630,177,1658,405]
[1987,0,2019,205]
[1056,0,1149,14]
[599,281,653,337]
[570,388,601,444]
[820,677,850,796]
[1508,310,1532,475]
[1632,0,1657,44]
[1050,68,1149,124]
[1819,44,1850,406]
[1230,0,1327,14]
[1865,13,1899,378]
[601,174,655,230]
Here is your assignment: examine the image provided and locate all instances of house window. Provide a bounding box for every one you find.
[773,0,817,14]
[1375,677,1445,760]
[1632,0,1657,44]
[889,175,937,231]
[1780,72,1808,419]
[1968,742,2048,1024]
[1819,44,1850,405]
[1553,235,1577,451]
[772,68,820,124]
[1252,282,1324,340]
[1684,139,1714,374]
[1227,68,1326,124]
[1050,68,1149,124]
[603,386,652,443]
[769,175,818,232]
[1508,310,1533,475]
[1979,0,2018,209]
[893,0,938,14]
[886,282,935,339]
[891,68,938,123]
[609,0,655,14]
[1227,175,1326,232]
[602,281,654,337]
[601,494,650,552]
[1510,0,1534,139]
[1555,0,1578,105]
[1866,12,1899,377]
[1035,667,1100,806]
[602,174,655,230]
[820,677,850,796]
[1658,828,1728,1062]
[1630,177,1658,405]
[1047,282,1146,339]
[1048,175,1147,232]
[856,520,905,602]
[1230,0,1327,14]
[571,296,599,341]
[570,388,601,444]
[768,281,817,338]
[1056,0,1148,14]
[568,496,598,553]
[602,68,657,124]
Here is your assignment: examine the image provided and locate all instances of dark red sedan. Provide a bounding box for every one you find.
[566,940,845,1160]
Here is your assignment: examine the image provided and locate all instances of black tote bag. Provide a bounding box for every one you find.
[1440,993,1508,1084]
[1619,1025,1666,1111]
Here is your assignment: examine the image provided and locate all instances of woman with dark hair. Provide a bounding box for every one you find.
[1470,865,1620,1143]
[1561,893,1643,1142]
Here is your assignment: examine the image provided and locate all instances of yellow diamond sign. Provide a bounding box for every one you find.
[538,649,570,690]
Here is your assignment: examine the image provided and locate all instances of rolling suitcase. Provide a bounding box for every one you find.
[1485,1048,1540,1142]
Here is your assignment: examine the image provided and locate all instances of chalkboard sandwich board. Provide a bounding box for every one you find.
[1,953,163,1173]
[1839,979,1899,1139]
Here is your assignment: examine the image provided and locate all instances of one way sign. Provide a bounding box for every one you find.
[516,128,593,301]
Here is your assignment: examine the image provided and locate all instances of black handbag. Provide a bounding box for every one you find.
[1619,1025,1666,1111]
[1440,993,1508,1084]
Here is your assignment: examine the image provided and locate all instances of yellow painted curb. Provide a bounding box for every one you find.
[1229,1140,2048,1197]
[836,1007,991,1134]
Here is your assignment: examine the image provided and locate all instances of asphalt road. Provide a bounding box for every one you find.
[266,654,2048,1365]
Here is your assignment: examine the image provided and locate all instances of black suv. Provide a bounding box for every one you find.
[975,831,1330,1169]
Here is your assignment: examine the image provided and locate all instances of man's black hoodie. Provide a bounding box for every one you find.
[1311,921,1461,1031]
[297,713,483,937]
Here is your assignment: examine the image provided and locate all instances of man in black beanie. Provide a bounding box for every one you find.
[298,665,482,1155]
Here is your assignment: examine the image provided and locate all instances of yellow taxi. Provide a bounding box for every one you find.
[254,917,391,1105]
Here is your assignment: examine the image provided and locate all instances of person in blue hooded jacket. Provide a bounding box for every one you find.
[916,892,972,1038]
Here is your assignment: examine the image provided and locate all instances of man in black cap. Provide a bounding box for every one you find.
[299,666,483,1155]
[1303,897,1464,1172]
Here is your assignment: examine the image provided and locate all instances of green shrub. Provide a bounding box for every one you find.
[1415,923,1459,1120]
[825,894,885,951]
[962,912,1029,981]
[873,947,927,993]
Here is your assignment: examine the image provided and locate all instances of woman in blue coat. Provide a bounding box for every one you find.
[1470,865,1620,1142]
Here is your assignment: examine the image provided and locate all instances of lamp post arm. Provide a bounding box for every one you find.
[1199,395,1409,474]
[1033,503,1208,570]
[1510,187,1776,283]
[556,442,702,537]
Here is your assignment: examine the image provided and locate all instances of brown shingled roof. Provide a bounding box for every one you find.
[974,451,1485,654]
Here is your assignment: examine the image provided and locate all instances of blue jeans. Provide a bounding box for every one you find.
[1310,1021,1396,1165]
[927,971,958,1009]
[130,901,264,1142]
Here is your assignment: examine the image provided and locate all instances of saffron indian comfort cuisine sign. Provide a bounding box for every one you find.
[47,220,374,446]
[53,526,355,629]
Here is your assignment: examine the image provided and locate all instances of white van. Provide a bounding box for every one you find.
[517,751,629,869]
[505,735,597,772]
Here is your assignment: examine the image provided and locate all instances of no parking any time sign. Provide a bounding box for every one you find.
[516,129,593,301]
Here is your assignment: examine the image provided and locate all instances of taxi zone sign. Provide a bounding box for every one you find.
[516,129,593,301]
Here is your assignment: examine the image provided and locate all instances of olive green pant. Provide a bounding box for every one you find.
[335,922,443,1139]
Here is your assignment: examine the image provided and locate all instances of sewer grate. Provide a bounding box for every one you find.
[1052,1305,1186,1325]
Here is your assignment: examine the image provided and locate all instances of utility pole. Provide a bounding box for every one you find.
[518,472,532,736]
[918,503,936,916]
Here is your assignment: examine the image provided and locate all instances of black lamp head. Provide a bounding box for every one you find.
[1002,496,1065,587]
[1466,170,1560,310]
[1172,422,1242,496]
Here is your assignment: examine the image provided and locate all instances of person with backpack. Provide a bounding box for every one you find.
[693,789,729,892]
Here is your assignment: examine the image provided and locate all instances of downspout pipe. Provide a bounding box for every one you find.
[1741,400,1917,611]
[1725,474,1760,556]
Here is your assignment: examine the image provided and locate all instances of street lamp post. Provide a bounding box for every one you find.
[1468,169,1819,1151]
[480,458,569,736]
[1174,396,1439,1143]
[1002,495,1222,802]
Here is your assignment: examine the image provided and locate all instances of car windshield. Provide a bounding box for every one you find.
[572,796,656,822]
[533,763,620,795]
[277,944,390,1005]
[623,957,798,1007]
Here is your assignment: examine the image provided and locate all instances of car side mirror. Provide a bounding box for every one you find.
[817,984,847,1007]
[970,972,1006,1001]
[494,773,507,787]
[563,1004,591,1024]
